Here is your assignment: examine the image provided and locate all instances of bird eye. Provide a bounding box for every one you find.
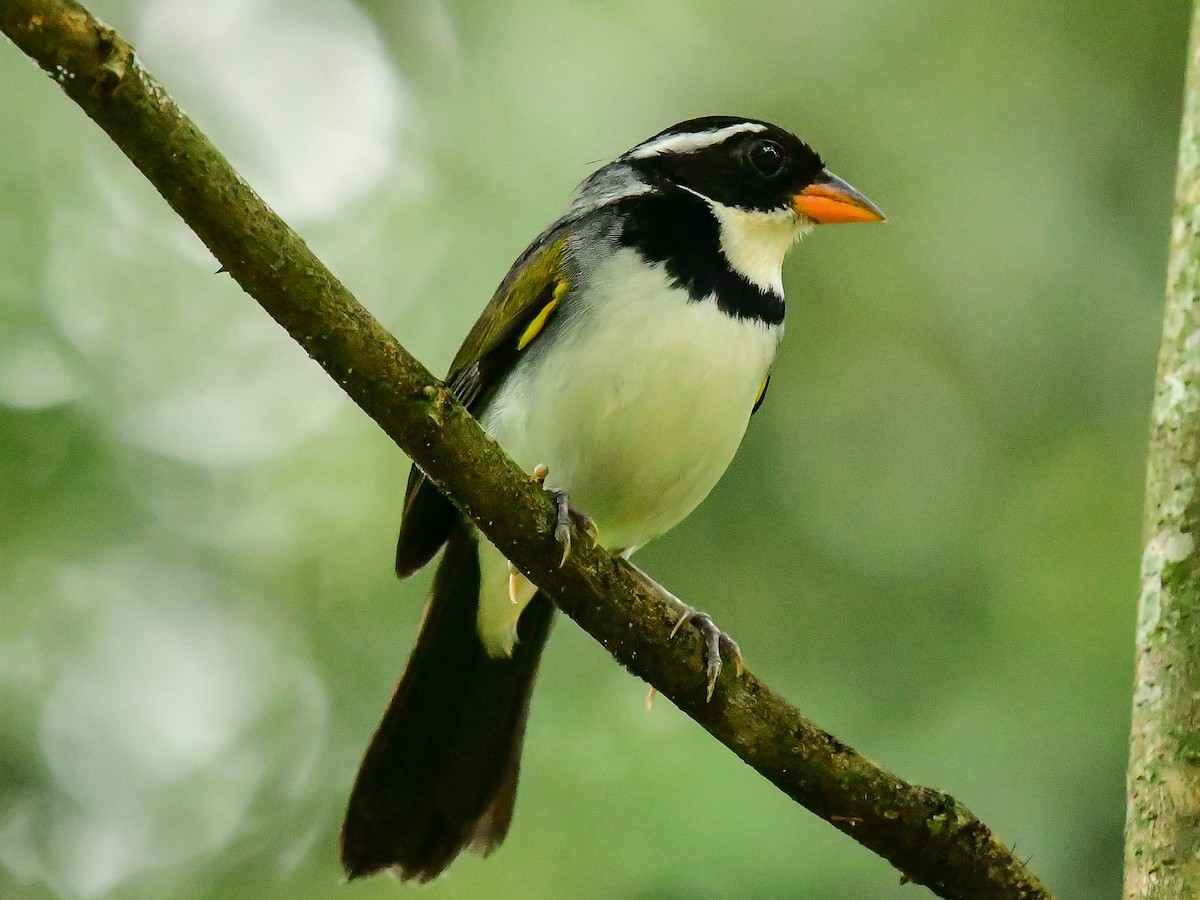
[746,139,786,178]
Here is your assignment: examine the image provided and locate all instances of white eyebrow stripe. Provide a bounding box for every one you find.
[627,122,767,158]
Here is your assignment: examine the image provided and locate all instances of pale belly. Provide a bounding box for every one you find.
[474,251,781,655]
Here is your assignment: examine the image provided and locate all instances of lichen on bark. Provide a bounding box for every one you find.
[1125,5,1200,898]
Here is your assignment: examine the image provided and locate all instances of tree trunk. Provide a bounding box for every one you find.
[1125,4,1200,897]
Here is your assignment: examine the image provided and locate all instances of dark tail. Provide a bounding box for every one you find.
[340,523,555,882]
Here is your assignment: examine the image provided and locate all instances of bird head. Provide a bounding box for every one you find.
[589,116,884,303]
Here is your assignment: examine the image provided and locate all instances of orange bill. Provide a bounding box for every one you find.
[793,170,885,224]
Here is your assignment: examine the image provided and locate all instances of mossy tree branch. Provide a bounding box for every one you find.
[1,1,1052,897]
[1125,4,1200,898]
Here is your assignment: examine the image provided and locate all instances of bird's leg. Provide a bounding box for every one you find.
[626,562,745,702]
[531,463,598,567]
[509,464,597,603]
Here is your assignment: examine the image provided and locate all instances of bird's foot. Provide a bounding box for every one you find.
[669,604,745,701]
[627,563,744,702]
[531,463,598,566]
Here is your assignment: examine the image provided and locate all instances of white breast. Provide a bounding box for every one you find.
[475,248,781,654]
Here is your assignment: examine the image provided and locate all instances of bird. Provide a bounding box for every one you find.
[339,115,884,882]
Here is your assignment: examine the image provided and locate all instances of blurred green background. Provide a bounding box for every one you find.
[0,1,1189,897]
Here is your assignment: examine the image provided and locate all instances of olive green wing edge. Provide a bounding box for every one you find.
[394,232,573,578]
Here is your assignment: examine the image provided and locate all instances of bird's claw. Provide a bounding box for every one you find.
[624,562,744,702]
[670,606,745,702]
[530,463,597,567]
[553,490,572,565]
[507,560,522,604]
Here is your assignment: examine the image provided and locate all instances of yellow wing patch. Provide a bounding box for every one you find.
[517,279,568,351]
[752,372,771,413]
[446,233,570,378]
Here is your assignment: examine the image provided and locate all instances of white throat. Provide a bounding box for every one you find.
[708,201,809,296]
[675,184,809,296]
